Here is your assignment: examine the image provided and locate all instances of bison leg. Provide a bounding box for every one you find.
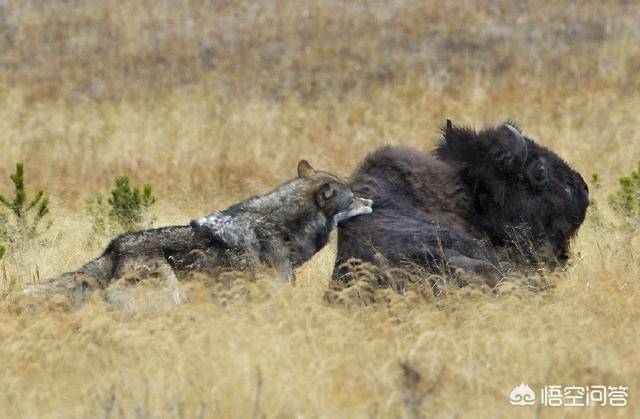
[446,254,503,288]
[335,210,502,288]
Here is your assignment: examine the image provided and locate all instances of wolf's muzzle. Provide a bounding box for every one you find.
[334,196,373,226]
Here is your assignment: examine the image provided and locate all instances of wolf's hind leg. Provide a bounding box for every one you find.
[109,254,183,306]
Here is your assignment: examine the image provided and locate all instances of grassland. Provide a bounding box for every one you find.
[0,1,639,417]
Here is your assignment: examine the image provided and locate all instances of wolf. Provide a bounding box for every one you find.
[334,120,589,286]
[41,160,373,302]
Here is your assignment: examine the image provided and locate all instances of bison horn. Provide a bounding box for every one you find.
[504,124,528,165]
[445,119,454,136]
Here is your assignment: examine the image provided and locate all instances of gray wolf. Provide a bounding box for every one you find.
[42,160,373,302]
[334,121,589,286]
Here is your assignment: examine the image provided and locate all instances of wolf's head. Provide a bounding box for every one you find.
[297,160,373,225]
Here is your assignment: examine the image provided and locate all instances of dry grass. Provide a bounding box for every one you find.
[0,1,639,417]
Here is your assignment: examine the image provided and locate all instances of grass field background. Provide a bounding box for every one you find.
[0,1,639,417]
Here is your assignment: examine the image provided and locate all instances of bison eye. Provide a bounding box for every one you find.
[527,159,548,186]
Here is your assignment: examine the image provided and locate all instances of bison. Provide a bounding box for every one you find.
[334,121,589,286]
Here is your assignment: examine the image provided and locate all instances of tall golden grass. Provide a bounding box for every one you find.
[0,1,639,417]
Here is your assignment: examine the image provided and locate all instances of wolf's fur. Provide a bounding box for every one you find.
[41,161,372,303]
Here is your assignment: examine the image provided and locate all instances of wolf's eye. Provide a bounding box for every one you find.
[322,186,336,200]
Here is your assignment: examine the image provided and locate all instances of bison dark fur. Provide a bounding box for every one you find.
[334,121,589,285]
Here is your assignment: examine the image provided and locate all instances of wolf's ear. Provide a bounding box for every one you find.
[297,160,315,177]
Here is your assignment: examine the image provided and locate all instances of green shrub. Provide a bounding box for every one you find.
[608,162,640,223]
[108,176,157,232]
[85,192,110,243]
[0,163,50,256]
[86,175,157,245]
[590,173,602,189]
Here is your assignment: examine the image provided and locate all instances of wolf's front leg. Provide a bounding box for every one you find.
[272,259,294,284]
[156,262,183,305]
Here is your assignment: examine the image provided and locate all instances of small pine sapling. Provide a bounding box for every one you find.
[608,162,640,226]
[0,163,50,256]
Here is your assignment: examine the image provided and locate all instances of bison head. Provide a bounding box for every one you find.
[434,120,589,267]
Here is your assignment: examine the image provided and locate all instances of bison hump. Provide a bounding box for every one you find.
[349,145,471,219]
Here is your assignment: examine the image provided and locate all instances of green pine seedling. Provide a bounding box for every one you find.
[608,162,640,223]
[0,163,50,255]
[107,175,157,233]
